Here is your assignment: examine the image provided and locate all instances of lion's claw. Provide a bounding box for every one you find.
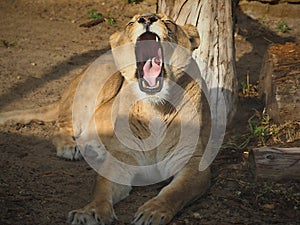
[67,210,97,225]
[57,145,82,160]
[132,199,173,225]
[67,202,116,225]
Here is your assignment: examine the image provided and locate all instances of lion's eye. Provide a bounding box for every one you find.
[127,22,134,26]
[163,20,173,24]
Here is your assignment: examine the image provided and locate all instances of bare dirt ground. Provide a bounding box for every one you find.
[0,0,299,224]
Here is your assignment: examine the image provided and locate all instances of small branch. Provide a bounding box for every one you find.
[79,18,105,28]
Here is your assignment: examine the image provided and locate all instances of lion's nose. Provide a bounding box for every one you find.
[138,14,158,30]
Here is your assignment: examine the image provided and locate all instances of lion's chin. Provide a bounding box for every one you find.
[132,81,169,105]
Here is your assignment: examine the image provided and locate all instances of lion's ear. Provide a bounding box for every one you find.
[182,24,200,50]
[109,31,122,49]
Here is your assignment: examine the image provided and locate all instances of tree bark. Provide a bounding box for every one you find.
[259,42,300,123]
[157,0,237,125]
[157,0,237,169]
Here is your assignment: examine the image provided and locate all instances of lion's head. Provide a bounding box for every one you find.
[110,13,200,100]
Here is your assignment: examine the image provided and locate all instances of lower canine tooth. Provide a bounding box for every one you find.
[142,80,147,88]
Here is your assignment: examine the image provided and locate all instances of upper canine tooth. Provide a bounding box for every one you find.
[155,36,159,42]
[155,80,160,88]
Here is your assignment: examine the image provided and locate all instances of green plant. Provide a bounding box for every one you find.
[105,17,119,26]
[87,8,103,19]
[248,110,275,146]
[239,72,259,98]
[276,23,290,33]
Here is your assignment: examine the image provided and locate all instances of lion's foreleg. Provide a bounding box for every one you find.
[132,160,211,225]
[51,113,82,160]
[68,176,117,224]
[68,175,132,225]
[52,128,81,160]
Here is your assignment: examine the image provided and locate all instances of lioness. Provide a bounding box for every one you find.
[0,13,211,225]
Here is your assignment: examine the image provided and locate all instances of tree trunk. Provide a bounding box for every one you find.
[157,0,237,124]
[259,42,300,123]
[157,0,237,169]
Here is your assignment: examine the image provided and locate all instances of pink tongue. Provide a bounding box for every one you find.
[143,48,162,87]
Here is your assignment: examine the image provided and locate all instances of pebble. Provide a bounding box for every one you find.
[192,212,202,219]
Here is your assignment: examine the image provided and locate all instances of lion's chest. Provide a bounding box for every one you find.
[109,101,180,165]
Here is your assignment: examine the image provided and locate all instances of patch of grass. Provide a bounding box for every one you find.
[221,114,260,151]
[247,109,300,146]
[84,10,119,27]
[268,121,300,145]
[105,14,119,27]
[236,109,300,148]
[105,18,118,26]
[276,23,291,33]
[87,8,103,19]
[1,39,17,48]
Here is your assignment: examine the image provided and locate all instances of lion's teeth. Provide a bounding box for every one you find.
[155,80,160,88]
[156,36,159,42]
[142,80,147,88]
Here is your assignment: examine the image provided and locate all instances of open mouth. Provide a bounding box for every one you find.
[135,32,164,94]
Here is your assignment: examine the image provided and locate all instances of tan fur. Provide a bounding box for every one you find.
[0,14,210,225]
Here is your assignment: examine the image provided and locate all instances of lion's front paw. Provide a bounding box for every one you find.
[67,201,116,225]
[52,133,82,160]
[132,199,174,225]
[56,145,82,161]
